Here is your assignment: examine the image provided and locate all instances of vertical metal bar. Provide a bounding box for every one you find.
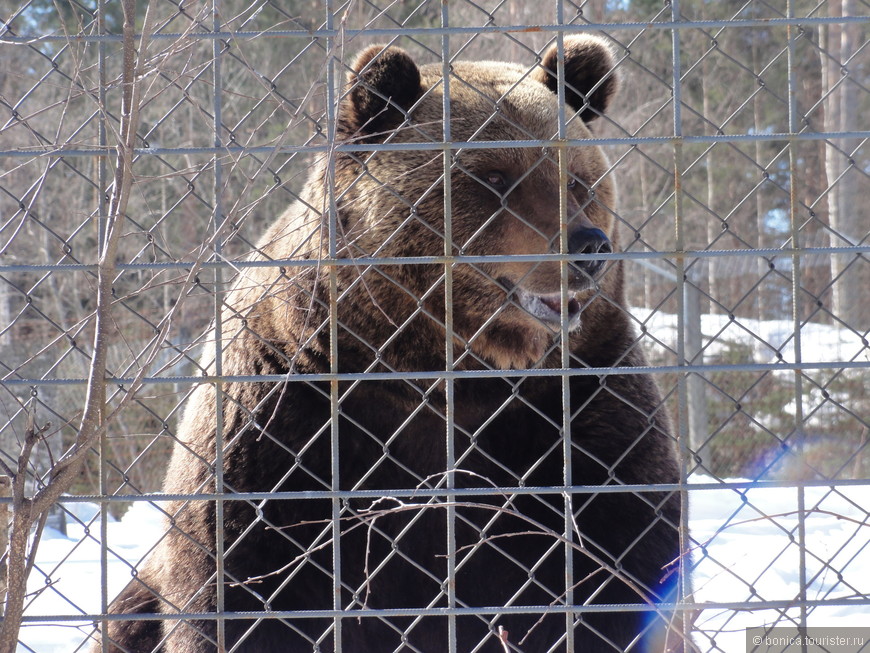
[325,2,342,649]
[684,270,707,466]
[97,1,108,650]
[785,3,809,647]
[211,1,227,649]
[553,3,574,648]
[670,0,693,643]
[440,4,457,650]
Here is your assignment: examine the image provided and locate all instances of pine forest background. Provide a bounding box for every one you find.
[1,0,868,514]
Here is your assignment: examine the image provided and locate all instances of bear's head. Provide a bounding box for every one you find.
[306,36,622,370]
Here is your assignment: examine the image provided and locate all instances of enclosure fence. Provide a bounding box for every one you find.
[0,1,869,652]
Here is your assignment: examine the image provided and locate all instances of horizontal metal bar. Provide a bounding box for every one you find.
[1,246,869,275]
[3,130,869,159]
[3,359,868,389]
[4,14,870,46]
[7,476,866,506]
[19,594,870,624]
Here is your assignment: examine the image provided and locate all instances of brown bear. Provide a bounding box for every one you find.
[99,36,684,653]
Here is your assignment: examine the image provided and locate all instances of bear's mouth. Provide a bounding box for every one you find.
[513,287,582,331]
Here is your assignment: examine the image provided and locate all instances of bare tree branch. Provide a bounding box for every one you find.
[0,3,155,650]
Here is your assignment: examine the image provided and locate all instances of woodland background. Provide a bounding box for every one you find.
[0,0,868,510]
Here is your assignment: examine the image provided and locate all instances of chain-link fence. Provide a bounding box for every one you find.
[1,1,868,652]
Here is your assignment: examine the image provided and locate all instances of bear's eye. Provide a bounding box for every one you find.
[484,171,509,192]
[568,177,591,200]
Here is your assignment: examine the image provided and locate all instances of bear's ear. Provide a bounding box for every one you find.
[534,35,619,123]
[343,45,423,138]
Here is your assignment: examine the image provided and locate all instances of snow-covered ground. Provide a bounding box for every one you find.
[633,308,868,365]
[16,316,868,651]
[689,478,869,652]
[16,478,870,652]
[17,500,166,653]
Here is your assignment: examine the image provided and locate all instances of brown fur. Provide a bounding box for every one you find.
[98,37,684,653]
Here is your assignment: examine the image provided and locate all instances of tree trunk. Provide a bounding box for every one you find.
[702,73,721,316]
[832,0,869,329]
[797,26,832,323]
[752,35,770,322]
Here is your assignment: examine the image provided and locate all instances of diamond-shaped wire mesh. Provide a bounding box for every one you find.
[0,1,868,652]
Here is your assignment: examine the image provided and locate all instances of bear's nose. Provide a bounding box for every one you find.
[568,227,612,279]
